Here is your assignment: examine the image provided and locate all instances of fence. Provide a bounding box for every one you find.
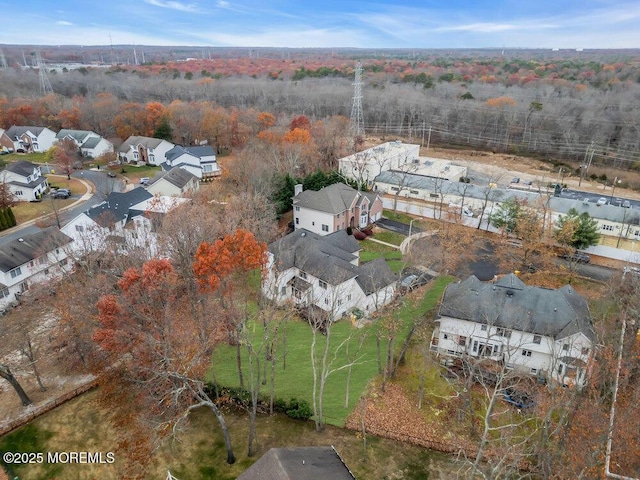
[0,378,98,438]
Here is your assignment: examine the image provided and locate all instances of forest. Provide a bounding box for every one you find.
[1,48,640,177]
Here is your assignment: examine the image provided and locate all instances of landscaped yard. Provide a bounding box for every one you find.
[359,236,405,272]
[11,177,86,225]
[210,276,455,428]
[118,164,162,183]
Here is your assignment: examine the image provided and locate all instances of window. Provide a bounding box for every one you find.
[14,190,23,196]
[602,225,614,232]
[480,324,488,331]
[530,368,538,374]
[410,189,419,194]
[496,327,511,338]
[312,222,315,226]
[443,334,448,340]
[429,193,440,198]
[347,294,351,301]
[337,299,342,306]
[280,287,286,296]
[324,298,329,305]
[295,218,299,225]
[29,261,34,267]
[9,267,22,279]
[319,280,327,289]
[390,187,400,192]
[533,335,541,344]
[295,206,300,211]
[0,287,9,298]
[458,336,467,347]
[299,272,307,279]
[472,340,478,352]
[581,347,590,356]
[322,224,329,232]
[562,344,569,351]
[522,349,532,357]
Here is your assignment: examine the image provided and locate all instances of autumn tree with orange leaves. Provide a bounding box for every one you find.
[91,235,266,474]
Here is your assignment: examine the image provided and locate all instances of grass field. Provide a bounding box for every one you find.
[372,229,406,246]
[211,276,455,428]
[359,237,405,273]
[11,177,86,224]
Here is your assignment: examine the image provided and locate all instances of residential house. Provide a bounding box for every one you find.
[55,129,113,158]
[237,446,355,480]
[0,227,73,311]
[117,136,175,166]
[146,167,199,197]
[292,183,383,236]
[432,274,595,387]
[262,229,397,320]
[0,129,15,152]
[5,126,57,153]
[0,160,49,201]
[62,187,188,258]
[161,145,220,180]
[339,141,420,187]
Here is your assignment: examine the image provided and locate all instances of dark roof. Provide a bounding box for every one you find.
[56,129,93,142]
[0,227,72,272]
[5,160,38,178]
[269,229,395,292]
[356,257,397,294]
[237,446,355,480]
[85,187,153,227]
[293,183,379,215]
[269,229,361,285]
[150,167,197,189]
[80,136,102,149]
[9,176,48,189]
[438,274,594,341]
[165,145,215,162]
[5,126,49,138]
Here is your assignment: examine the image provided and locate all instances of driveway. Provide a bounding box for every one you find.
[377,217,422,236]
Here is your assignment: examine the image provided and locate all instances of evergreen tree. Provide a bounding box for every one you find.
[554,208,600,250]
[153,117,173,141]
[6,207,15,227]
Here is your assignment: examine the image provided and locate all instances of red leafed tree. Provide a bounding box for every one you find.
[93,258,237,472]
[289,115,311,131]
[52,137,80,179]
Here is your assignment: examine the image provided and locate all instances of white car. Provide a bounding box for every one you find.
[597,197,607,206]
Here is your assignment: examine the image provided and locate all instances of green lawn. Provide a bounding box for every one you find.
[210,276,455,428]
[372,229,405,246]
[1,152,49,164]
[359,238,405,273]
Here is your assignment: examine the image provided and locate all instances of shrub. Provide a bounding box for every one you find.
[353,231,367,240]
[346,226,353,235]
[361,227,373,236]
[285,398,313,421]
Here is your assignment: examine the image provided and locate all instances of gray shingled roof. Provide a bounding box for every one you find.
[4,160,38,178]
[165,145,215,162]
[356,257,397,294]
[269,229,396,291]
[293,183,378,215]
[237,446,355,480]
[85,188,153,227]
[117,135,166,153]
[5,126,48,138]
[56,129,93,142]
[150,167,197,189]
[438,274,594,341]
[0,227,72,273]
[80,136,102,149]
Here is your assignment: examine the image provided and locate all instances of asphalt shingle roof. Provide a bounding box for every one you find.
[55,129,93,142]
[0,227,72,272]
[293,183,378,215]
[117,136,167,153]
[438,274,594,341]
[5,126,48,138]
[165,145,215,162]
[149,167,197,189]
[237,446,355,480]
[4,160,38,178]
[85,187,153,227]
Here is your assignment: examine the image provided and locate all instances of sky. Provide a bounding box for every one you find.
[1,0,639,49]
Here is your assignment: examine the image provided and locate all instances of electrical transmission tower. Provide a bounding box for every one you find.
[35,51,53,95]
[0,49,7,69]
[350,62,365,139]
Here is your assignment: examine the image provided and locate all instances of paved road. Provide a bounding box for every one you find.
[558,187,639,209]
[0,170,124,244]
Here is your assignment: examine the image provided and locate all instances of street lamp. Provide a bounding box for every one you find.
[408,218,416,238]
[609,176,621,205]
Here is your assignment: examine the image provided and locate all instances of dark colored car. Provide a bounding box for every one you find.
[52,189,70,199]
[562,251,591,263]
[502,388,535,409]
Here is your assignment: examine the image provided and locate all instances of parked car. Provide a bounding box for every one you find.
[511,177,520,184]
[140,177,150,185]
[399,268,433,292]
[502,387,535,409]
[107,172,117,178]
[462,205,474,217]
[562,251,591,263]
[52,189,70,199]
[596,197,607,206]
[622,200,631,208]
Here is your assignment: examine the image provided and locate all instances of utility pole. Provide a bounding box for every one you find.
[35,51,53,95]
[426,126,432,151]
[579,141,594,187]
[349,62,365,141]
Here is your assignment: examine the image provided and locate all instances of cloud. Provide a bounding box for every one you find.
[143,0,202,13]
[56,20,73,26]
[216,0,229,7]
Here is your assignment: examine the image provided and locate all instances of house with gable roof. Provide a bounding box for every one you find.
[0,160,49,201]
[146,167,199,197]
[0,227,73,311]
[161,145,220,179]
[5,126,57,153]
[432,274,595,387]
[55,129,113,158]
[0,129,15,152]
[262,228,397,320]
[117,135,175,166]
[292,183,383,236]
[62,187,188,258]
